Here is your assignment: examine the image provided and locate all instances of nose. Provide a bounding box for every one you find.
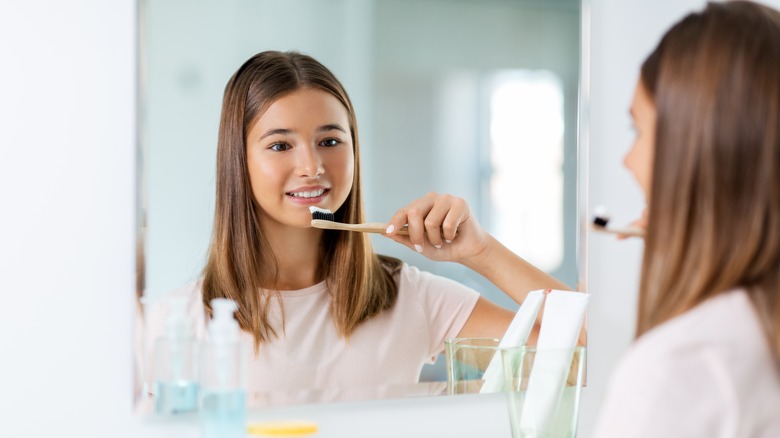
[296,144,324,178]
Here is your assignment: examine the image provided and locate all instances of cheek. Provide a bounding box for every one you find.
[247,157,282,198]
[333,149,355,187]
[625,138,653,197]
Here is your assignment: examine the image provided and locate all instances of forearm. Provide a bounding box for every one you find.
[461,234,571,305]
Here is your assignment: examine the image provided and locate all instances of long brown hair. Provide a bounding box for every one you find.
[636,1,780,359]
[202,51,400,350]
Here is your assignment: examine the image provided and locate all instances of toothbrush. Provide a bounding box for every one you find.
[591,206,645,238]
[309,207,410,235]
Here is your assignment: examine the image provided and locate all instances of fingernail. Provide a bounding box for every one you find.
[386,225,394,234]
[445,240,452,244]
[414,244,423,253]
[434,245,442,249]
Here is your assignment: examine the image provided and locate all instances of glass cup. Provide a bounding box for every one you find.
[444,338,504,394]
[501,346,586,438]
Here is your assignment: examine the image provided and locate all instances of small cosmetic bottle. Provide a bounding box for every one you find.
[200,298,246,438]
[152,296,199,414]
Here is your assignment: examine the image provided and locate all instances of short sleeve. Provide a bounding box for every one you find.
[399,265,480,360]
[593,343,735,438]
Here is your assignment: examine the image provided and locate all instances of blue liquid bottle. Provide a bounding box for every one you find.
[152,296,199,414]
[200,298,246,438]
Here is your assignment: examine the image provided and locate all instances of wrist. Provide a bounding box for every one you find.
[461,233,499,274]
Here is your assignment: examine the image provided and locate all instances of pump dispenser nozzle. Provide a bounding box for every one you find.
[209,298,239,343]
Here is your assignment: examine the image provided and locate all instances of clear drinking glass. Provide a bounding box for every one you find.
[444,338,504,394]
[501,346,586,438]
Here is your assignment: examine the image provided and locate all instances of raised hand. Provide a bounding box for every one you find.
[382,192,490,264]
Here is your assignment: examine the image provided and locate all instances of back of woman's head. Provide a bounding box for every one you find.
[637,1,780,351]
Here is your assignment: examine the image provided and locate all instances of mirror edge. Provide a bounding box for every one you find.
[578,0,591,295]
[133,0,147,411]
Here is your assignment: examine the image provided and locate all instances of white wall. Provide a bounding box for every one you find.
[0,1,157,436]
[580,0,780,436]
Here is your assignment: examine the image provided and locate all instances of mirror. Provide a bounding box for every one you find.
[136,0,584,411]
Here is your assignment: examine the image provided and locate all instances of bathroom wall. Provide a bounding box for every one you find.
[3,1,779,437]
[0,1,153,436]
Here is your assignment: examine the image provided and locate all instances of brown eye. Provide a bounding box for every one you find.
[269,142,291,152]
[320,138,340,147]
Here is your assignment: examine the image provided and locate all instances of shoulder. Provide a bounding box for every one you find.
[396,263,475,292]
[616,290,767,383]
[395,263,480,308]
[595,290,779,437]
[631,289,765,361]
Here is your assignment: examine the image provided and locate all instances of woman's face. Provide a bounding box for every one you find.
[624,80,657,200]
[246,88,355,229]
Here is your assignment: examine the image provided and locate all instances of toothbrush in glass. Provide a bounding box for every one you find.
[309,207,410,235]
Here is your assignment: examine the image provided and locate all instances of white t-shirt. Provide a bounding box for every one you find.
[142,263,479,404]
[593,289,780,437]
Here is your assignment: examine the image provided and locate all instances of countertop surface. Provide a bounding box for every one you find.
[142,391,513,437]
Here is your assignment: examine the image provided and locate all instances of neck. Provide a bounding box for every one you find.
[259,219,325,291]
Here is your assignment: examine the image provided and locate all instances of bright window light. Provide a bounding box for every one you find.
[488,70,564,271]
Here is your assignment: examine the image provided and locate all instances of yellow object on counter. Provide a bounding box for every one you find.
[247,420,319,436]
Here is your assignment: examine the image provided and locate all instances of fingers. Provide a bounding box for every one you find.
[384,192,469,253]
[404,193,434,252]
[424,194,466,248]
[616,208,649,240]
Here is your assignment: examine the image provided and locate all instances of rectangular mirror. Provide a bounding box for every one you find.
[136,0,585,411]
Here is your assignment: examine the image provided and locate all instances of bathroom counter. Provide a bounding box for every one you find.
[143,392,513,437]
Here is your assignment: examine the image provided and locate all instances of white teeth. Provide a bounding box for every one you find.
[289,189,325,198]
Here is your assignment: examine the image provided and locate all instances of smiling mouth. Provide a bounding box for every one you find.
[286,188,329,198]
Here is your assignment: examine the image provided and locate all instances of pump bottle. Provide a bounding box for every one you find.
[152,296,199,414]
[200,298,246,438]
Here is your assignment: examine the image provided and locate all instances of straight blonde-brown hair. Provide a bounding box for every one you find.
[636,1,780,360]
[202,51,400,351]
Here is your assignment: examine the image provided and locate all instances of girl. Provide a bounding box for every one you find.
[588,1,780,435]
[144,50,566,402]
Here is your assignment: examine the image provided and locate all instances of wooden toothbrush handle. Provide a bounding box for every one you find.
[311,220,410,235]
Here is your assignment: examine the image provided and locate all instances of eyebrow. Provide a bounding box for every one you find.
[318,124,347,134]
[258,124,347,141]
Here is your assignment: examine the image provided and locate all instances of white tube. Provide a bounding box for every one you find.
[519,290,588,434]
[479,290,545,393]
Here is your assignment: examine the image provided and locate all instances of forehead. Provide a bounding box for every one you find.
[256,88,350,128]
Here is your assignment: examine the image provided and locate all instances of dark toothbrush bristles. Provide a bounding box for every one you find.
[309,206,335,221]
[593,216,609,227]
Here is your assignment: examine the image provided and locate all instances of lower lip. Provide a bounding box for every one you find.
[286,190,329,205]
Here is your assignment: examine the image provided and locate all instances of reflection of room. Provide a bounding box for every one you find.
[144,0,580,312]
